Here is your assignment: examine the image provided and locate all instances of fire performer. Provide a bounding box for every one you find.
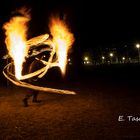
[22,55,45,107]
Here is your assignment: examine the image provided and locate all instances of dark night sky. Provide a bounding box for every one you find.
[0,0,140,54]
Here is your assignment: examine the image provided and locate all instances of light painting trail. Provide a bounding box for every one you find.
[3,8,76,95]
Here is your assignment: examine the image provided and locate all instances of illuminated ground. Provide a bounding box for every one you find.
[0,64,140,139]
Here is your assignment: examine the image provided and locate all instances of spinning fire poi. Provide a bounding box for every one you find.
[2,8,76,95]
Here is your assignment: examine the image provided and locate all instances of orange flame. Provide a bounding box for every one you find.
[49,15,75,75]
[3,8,30,80]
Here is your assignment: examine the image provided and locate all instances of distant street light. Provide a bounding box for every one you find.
[102,56,105,64]
[109,53,113,64]
[122,57,125,60]
[102,56,105,60]
[136,44,140,63]
[122,57,125,63]
[84,56,90,65]
[109,53,113,57]
[136,44,140,48]
[84,56,88,61]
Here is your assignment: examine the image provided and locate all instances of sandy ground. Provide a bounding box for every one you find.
[0,80,140,140]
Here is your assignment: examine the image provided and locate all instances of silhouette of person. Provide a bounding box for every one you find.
[22,55,45,107]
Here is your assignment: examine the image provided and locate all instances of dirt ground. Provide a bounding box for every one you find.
[0,80,140,140]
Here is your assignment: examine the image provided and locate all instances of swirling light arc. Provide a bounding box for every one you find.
[3,8,76,95]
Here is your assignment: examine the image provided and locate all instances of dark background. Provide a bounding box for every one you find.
[1,1,140,55]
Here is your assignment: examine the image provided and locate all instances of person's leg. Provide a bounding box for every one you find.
[32,90,39,102]
[23,93,32,107]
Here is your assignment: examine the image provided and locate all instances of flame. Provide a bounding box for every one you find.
[3,8,30,80]
[49,15,74,75]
